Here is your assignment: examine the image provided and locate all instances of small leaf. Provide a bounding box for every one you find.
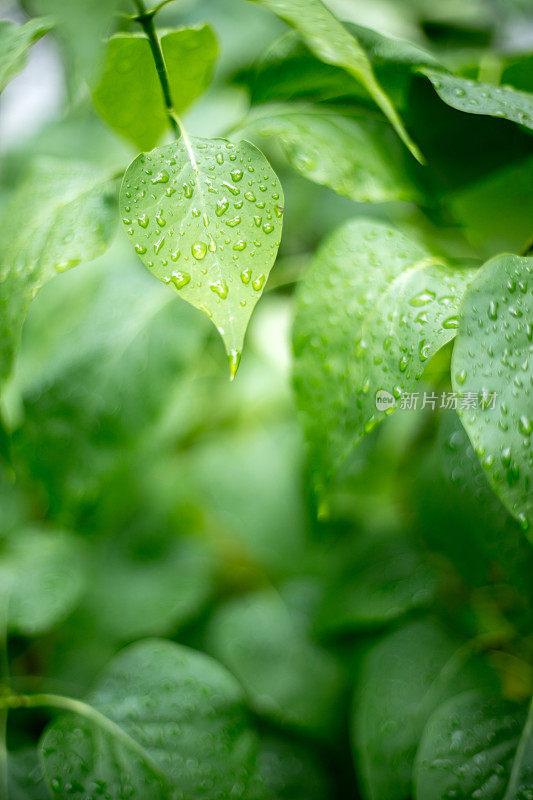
[40,639,259,800]
[0,527,87,635]
[247,0,423,161]
[414,690,532,800]
[352,618,497,800]
[451,254,533,532]
[93,25,218,152]
[421,68,533,130]
[293,220,477,493]
[0,17,53,94]
[120,137,284,375]
[0,158,117,385]
[237,105,420,202]
[207,589,345,737]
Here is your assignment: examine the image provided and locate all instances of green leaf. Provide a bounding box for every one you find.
[0,527,87,635]
[40,640,259,800]
[421,68,533,130]
[120,137,284,376]
[8,748,48,800]
[0,17,53,94]
[451,254,533,532]
[414,691,532,800]
[207,589,345,736]
[0,158,117,386]
[253,734,331,800]
[246,0,423,161]
[352,618,497,800]
[236,105,419,202]
[93,25,218,152]
[293,219,477,493]
[345,22,439,69]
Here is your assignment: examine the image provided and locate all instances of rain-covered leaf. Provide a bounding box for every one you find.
[0,158,117,385]
[246,0,423,161]
[120,137,284,375]
[352,618,497,800]
[293,219,477,493]
[40,639,259,800]
[421,68,533,130]
[452,254,533,532]
[0,527,87,635]
[8,748,48,800]
[93,26,218,152]
[414,690,532,800]
[237,105,419,202]
[0,17,53,93]
[207,589,345,736]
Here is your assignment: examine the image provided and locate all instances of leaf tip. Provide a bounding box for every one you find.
[228,349,241,381]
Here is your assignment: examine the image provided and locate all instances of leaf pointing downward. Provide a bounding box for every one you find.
[120,137,284,376]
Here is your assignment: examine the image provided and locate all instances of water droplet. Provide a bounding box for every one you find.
[488,300,498,320]
[152,170,169,184]
[216,198,229,216]
[399,355,408,372]
[170,271,191,289]
[409,290,436,307]
[228,349,241,380]
[263,223,275,234]
[137,214,149,228]
[240,268,251,285]
[154,236,165,254]
[519,415,532,435]
[252,274,266,291]
[230,169,243,182]
[233,240,246,251]
[210,280,228,299]
[191,242,207,260]
[135,244,147,254]
[443,316,459,329]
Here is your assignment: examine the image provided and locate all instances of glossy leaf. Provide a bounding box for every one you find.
[0,158,117,385]
[352,618,497,800]
[0,17,53,93]
[421,68,533,130]
[452,254,533,532]
[93,26,218,152]
[414,690,532,800]
[246,0,423,161]
[120,137,284,375]
[293,220,477,493]
[207,590,345,736]
[237,105,419,202]
[0,527,87,635]
[40,640,259,800]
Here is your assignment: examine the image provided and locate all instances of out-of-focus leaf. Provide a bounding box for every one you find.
[452,254,533,532]
[93,26,218,152]
[40,640,259,800]
[0,158,117,385]
[207,590,345,737]
[293,219,477,494]
[252,733,331,800]
[8,748,47,800]
[0,17,53,93]
[421,68,533,130]
[120,138,284,375]
[0,527,87,635]
[246,0,423,161]
[414,690,532,800]
[352,618,497,800]
[236,105,419,202]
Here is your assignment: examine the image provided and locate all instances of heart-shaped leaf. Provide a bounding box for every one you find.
[0,17,53,94]
[452,254,533,532]
[120,136,284,376]
[93,26,218,152]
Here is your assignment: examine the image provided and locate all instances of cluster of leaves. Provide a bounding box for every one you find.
[0,0,532,798]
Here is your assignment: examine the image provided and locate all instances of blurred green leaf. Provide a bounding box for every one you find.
[452,254,533,533]
[120,137,284,374]
[252,733,331,800]
[0,16,53,94]
[8,749,47,800]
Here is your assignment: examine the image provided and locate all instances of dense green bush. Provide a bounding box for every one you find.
[0,0,532,798]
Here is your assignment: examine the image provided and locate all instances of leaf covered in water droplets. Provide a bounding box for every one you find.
[39,639,260,800]
[452,254,533,533]
[420,68,533,130]
[0,158,117,386]
[0,16,53,94]
[414,690,532,800]
[293,219,477,495]
[120,136,284,376]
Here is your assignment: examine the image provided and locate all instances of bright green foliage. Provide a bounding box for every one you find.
[120,137,284,375]
[207,590,345,736]
[237,105,419,202]
[421,68,533,130]
[0,158,117,385]
[353,619,497,800]
[0,17,53,93]
[246,0,424,161]
[0,527,86,635]
[40,640,259,800]
[93,26,218,152]
[452,255,533,532]
[293,219,476,492]
[414,691,532,800]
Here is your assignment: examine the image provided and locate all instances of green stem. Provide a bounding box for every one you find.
[0,601,9,800]
[504,694,533,799]
[132,0,179,137]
